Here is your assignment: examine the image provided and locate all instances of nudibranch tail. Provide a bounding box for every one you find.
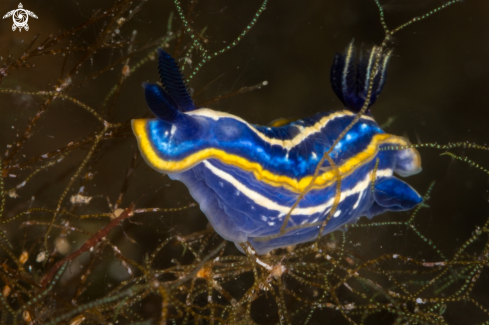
[330,41,392,113]
[366,177,423,219]
[143,83,180,122]
[157,48,196,112]
[373,177,423,210]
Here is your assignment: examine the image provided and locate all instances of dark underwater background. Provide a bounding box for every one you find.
[0,0,489,324]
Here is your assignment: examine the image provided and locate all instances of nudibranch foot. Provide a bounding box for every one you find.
[133,46,423,255]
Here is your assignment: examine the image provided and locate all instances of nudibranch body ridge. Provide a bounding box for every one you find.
[133,45,423,254]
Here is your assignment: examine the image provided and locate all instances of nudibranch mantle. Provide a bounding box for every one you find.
[133,45,423,254]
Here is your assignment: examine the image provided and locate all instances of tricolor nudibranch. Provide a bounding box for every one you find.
[132,44,422,254]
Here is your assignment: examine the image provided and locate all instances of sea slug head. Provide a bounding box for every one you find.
[132,48,204,174]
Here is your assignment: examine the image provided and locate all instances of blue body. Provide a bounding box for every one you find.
[132,45,423,254]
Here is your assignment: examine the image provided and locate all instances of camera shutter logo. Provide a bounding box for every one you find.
[2,3,38,32]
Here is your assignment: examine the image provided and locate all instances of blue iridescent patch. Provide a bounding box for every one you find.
[132,44,423,254]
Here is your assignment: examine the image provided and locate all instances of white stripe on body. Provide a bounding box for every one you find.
[202,160,392,218]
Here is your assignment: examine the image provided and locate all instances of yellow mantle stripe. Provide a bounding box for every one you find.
[132,119,411,193]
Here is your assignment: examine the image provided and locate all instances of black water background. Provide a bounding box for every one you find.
[0,0,489,323]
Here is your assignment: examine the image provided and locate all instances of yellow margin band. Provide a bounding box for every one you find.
[132,119,413,193]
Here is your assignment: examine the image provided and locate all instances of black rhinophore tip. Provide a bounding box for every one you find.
[143,82,180,122]
[157,48,196,112]
[330,41,392,113]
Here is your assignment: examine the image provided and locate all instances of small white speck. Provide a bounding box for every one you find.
[311,152,317,159]
[219,182,224,187]
[268,221,275,226]
[170,125,177,136]
[36,251,46,263]
[333,210,341,218]
[255,257,272,270]
[70,194,92,205]
[416,298,425,304]
[261,216,268,221]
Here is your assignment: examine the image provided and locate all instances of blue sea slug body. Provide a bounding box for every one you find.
[132,44,423,254]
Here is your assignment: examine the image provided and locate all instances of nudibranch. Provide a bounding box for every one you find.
[132,44,423,254]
